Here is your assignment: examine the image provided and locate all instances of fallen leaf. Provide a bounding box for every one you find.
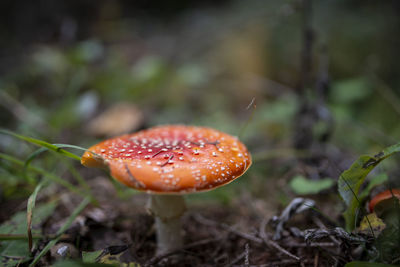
[86,103,143,137]
[357,213,386,237]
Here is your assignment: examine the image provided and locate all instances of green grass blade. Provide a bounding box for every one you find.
[24,148,48,169]
[23,144,88,183]
[23,144,101,177]
[0,153,27,166]
[65,162,92,194]
[2,153,97,203]
[29,196,91,267]
[53,144,104,161]
[0,129,81,161]
[23,148,48,182]
[27,181,48,252]
[0,234,43,241]
[61,161,97,205]
[25,145,89,170]
[21,143,97,202]
[52,144,89,153]
[0,153,82,196]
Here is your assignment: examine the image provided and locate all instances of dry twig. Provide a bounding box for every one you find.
[193,214,263,244]
[144,237,221,266]
[259,217,301,262]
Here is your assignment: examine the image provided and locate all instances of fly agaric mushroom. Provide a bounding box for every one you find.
[369,189,400,212]
[81,125,251,255]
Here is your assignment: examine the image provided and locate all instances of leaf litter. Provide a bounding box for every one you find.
[0,175,364,267]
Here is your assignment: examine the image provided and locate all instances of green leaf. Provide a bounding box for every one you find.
[358,173,388,202]
[338,142,400,231]
[29,196,91,267]
[82,250,104,263]
[345,261,398,267]
[289,175,334,195]
[83,245,131,265]
[0,202,57,267]
[0,129,81,161]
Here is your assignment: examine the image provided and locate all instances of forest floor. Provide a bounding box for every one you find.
[5,171,353,267]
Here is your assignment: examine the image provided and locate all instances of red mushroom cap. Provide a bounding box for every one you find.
[81,125,252,194]
[369,189,400,212]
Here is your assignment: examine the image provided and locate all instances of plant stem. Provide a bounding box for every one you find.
[148,194,186,255]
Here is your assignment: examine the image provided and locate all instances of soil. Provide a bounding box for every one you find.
[21,175,354,267]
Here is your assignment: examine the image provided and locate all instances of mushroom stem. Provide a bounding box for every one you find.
[148,194,186,255]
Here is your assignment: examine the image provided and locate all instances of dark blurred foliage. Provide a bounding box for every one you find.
[1,0,400,201]
[0,0,230,44]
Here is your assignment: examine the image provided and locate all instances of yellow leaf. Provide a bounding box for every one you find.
[357,213,386,237]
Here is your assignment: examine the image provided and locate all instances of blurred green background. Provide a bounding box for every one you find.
[0,0,400,204]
